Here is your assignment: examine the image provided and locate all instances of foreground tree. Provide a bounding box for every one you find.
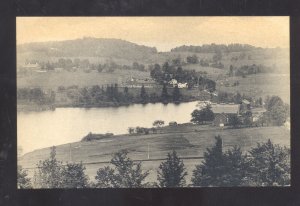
[34,146,64,188]
[18,166,32,189]
[248,139,290,186]
[157,151,187,187]
[61,162,89,188]
[192,136,249,186]
[191,105,214,124]
[192,136,225,186]
[95,150,149,188]
[33,146,90,188]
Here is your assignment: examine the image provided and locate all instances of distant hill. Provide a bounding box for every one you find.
[17,37,158,63]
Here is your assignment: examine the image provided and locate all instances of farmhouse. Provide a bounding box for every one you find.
[178,82,188,88]
[211,103,240,127]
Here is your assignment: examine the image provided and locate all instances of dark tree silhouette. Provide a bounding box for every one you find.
[140,84,148,103]
[61,162,89,188]
[161,84,169,103]
[191,105,214,124]
[157,151,187,187]
[172,85,181,102]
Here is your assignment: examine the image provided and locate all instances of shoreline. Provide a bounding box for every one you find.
[17,97,201,112]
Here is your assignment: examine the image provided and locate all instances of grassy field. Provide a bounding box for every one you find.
[17,69,150,89]
[216,73,290,103]
[19,125,290,185]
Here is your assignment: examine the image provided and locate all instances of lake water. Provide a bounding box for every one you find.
[18,101,199,154]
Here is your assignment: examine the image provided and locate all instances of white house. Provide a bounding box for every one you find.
[168,79,178,87]
[178,83,188,88]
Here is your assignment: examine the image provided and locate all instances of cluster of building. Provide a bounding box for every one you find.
[168,79,188,88]
[199,100,266,127]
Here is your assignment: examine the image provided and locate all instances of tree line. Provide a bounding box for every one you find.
[17,88,55,105]
[171,43,257,53]
[32,58,148,72]
[18,137,290,188]
[63,83,185,107]
[228,64,275,77]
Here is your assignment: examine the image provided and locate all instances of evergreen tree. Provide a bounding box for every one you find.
[140,84,148,103]
[157,151,187,187]
[95,150,149,188]
[161,84,169,103]
[172,85,181,102]
[248,139,290,186]
[222,146,250,186]
[192,136,225,186]
[61,162,89,188]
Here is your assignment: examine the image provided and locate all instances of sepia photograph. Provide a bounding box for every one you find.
[16,17,290,188]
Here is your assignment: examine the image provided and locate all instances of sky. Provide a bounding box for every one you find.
[17,17,289,52]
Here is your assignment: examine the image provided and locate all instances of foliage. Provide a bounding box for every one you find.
[157,151,187,187]
[172,85,181,102]
[140,84,148,103]
[228,114,242,128]
[18,166,32,189]
[61,162,89,188]
[263,96,289,126]
[229,64,274,77]
[153,120,165,128]
[95,150,149,188]
[171,43,257,53]
[161,84,169,102]
[192,136,226,186]
[186,55,199,64]
[191,105,214,124]
[192,137,249,187]
[34,146,64,188]
[128,127,135,134]
[248,139,290,186]
[192,137,290,187]
[150,61,216,90]
[17,88,55,104]
[33,146,89,188]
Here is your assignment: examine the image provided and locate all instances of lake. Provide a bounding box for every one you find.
[18,101,199,154]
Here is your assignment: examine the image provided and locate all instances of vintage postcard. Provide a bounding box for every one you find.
[17,17,290,188]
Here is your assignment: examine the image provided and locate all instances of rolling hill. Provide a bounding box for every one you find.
[17,37,158,64]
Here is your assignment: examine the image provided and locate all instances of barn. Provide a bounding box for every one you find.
[211,104,240,127]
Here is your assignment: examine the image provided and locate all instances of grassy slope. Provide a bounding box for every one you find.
[19,125,290,184]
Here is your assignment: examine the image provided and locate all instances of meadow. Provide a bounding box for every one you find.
[19,125,290,184]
